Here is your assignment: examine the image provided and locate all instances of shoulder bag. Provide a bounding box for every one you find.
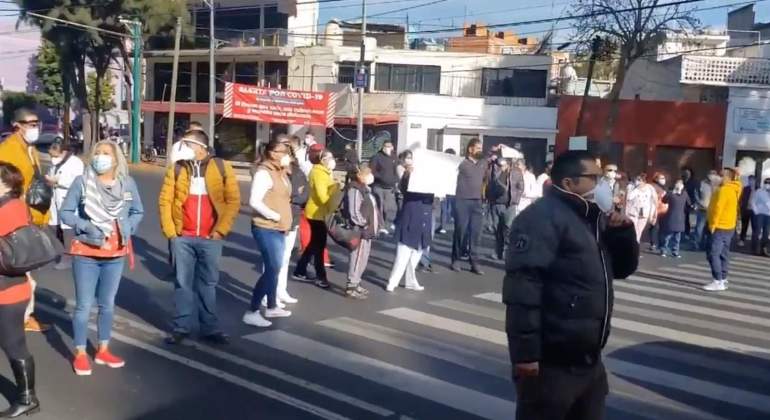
[0,224,63,276]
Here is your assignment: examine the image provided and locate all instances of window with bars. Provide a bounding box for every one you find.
[374,63,441,94]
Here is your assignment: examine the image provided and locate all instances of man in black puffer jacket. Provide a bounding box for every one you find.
[503,150,639,420]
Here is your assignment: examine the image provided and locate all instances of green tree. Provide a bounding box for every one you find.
[32,40,66,113]
[2,91,38,127]
[15,0,190,150]
[87,72,114,112]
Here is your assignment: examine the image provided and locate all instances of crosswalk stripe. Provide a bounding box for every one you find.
[649,266,768,289]
[615,290,770,327]
[474,293,770,357]
[428,299,506,321]
[248,330,517,420]
[621,275,770,305]
[730,260,768,272]
[673,265,768,283]
[638,269,770,295]
[732,255,769,264]
[382,304,770,412]
[380,307,508,345]
[317,317,510,379]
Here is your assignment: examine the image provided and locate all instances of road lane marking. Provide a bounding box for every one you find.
[428,299,506,321]
[54,300,395,418]
[247,330,516,420]
[636,269,770,295]
[380,307,507,345]
[36,303,352,420]
[317,317,510,379]
[620,275,770,305]
[665,265,768,285]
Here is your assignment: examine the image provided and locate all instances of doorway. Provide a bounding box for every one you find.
[736,150,770,184]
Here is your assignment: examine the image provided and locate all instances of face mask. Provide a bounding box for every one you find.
[23,128,39,144]
[657,178,666,186]
[280,154,291,167]
[404,158,413,166]
[674,184,684,193]
[51,156,63,165]
[171,144,196,163]
[0,181,9,198]
[325,159,336,171]
[583,180,614,213]
[364,174,375,185]
[383,148,393,155]
[765,184,770,191]
[92,155,114,174]
[708,175,721,184]
[605,171,617,180]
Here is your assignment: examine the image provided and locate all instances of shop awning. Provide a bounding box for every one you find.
[141,101,224,114]
[334,115,400,126]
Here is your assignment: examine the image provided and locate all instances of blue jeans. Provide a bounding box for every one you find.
[171,236,223,335]
[438,196,455,231]
[751,214,770,253]
[662,231,682,255]
[420,207,437,267]
[72,256,125,349]
[250,225,286,311]
[707,229,734,281]
[694,210,707,249]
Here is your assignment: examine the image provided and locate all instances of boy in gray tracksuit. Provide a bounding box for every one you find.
[345,166,382,299]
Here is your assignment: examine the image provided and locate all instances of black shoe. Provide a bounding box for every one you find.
[292,273,314,282]
[165,332,190,345]
[345,288,368,300]
[315,279,331,289]
[0,358,39,418]
[470,267,485,276]
[201,332,230,346]
[450,264,461,272]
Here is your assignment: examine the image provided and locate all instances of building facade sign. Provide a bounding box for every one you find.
[223,82,336,127]
[734,107,770,134]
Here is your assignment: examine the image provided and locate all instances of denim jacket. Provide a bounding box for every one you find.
[60,175,144,247]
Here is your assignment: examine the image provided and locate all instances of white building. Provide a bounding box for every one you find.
[289,39,558,170]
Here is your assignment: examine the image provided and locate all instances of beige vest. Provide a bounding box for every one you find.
[252,162,292,232]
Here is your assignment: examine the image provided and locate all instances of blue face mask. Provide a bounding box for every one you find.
[92,155,114,174]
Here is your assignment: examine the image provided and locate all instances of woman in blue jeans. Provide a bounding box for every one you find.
[60,140,143,376]
[244,141,293,328]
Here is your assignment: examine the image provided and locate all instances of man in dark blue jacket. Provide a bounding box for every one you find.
[503,150,639,420]
[369,141,399,234]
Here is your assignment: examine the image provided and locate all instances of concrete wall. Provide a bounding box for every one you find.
[725,87,770,168]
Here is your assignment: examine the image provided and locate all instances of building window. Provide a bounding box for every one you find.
[196,62,233,103]
[375,63,441,94]
[235,62,259,85]
[153,62,191,102]
[265,61,288,88]
[427,129,443,151]
[482,68,547,98]
[338,61,371,90]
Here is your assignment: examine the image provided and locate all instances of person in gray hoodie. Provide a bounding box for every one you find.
[693,170,719,250]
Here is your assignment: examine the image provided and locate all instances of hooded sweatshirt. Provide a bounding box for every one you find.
[707,180,742,232]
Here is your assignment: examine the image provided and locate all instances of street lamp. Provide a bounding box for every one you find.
[203,0,215,148]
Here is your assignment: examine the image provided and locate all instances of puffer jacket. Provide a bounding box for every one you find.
[503,187,639,368]
[707,179,742,232]
[0,132,48,225]
[158,157,240,239]
[305,164,339,221]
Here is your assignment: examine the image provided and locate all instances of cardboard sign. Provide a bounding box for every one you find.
[407,148,464,198]
[223,82,336,127]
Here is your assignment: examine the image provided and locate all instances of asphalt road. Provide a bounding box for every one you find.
[7,164,770,420]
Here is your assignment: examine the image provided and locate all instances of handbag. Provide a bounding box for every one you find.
[0,224,63,276]
[326,211,361,251]
[26,165,53,213]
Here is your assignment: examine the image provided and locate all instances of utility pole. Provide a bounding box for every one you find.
[575,36,601,137]
[356,0,367,162]
[207,0,216,148]
[166,17,183,166]
[130,19,143,164]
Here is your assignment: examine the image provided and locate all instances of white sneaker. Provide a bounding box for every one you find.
[703,280,727,292]
[261,297,286,309]
[264,308,292,318]
[243,311,272,328]
[406,285,425,291]
[385,285,396,293]
[278,294,298,304]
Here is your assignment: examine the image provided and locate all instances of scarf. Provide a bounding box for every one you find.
[83,168,125,237]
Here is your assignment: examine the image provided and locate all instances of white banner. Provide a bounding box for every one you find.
[407,148,464,198]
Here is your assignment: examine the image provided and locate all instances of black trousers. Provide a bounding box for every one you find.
[452,199,483,268]
[648,223,660,249]
[740,210,754,241]
[0,300,31,360]
[295,219,328,281]
[515,361,608,420]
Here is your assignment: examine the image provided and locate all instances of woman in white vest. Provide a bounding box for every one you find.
[46,142,85,270]
[625,173,659,243]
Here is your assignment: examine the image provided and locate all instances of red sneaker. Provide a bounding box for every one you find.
[72,354,92,376]
[94,350,125,369]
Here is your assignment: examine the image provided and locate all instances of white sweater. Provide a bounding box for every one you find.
[751,188,770,216]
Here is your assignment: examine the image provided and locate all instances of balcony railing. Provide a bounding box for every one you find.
[681,55,770,87]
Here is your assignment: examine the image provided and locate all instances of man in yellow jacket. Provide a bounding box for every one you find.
[703,168,742,292]
[158,129,240,345]
[0,108,50,333]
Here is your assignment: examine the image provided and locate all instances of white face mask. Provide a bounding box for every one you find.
[51,156,63,165]
[364,174,375,185]
[0,181,9,197]
[23,128,40,144]
[708,175,721,184]
[764,184,770,191]
[171,144,196,163]
[605,171,617,180]
[280,154,291,167]
[583,180,614,213]
[674,183,684,193]
[325,159,336,171]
